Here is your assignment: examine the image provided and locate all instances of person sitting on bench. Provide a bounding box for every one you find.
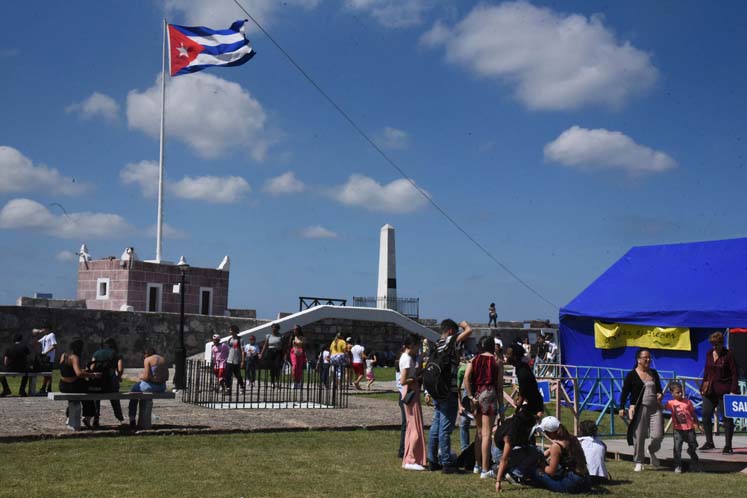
[2,334,31,397]
[59,338,99,430]
[128,347,169,428]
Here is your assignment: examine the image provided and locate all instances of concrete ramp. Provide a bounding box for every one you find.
[204,305,438,359]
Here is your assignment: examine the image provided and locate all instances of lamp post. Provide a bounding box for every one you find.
[174,256,189,390]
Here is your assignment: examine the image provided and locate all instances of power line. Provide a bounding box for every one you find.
[232,0,559,311]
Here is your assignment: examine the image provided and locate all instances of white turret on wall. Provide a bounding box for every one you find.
[377,224,396,310]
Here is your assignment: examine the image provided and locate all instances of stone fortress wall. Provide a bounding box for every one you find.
[1,300,556,368]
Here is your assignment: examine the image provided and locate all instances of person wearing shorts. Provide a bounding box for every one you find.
[350,339,366,390]
[464,335,504,479]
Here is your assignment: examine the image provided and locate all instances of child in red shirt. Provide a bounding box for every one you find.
[664,382,702,473]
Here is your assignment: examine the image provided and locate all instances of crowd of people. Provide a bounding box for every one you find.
[393,321,743,493]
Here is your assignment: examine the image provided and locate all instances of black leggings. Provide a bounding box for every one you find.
[59,379,95,417]
[702,393,734,447]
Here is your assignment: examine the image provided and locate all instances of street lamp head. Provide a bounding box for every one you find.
[177,255,190,270]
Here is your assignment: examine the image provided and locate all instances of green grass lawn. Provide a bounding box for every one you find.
[0,430,741,498]
[1,371,136,395]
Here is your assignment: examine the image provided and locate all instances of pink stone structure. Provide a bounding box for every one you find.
[77,259,229,315]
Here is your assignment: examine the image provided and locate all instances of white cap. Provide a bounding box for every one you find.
[538,416,560,433]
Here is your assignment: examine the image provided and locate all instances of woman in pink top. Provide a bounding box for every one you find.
[211,334,229,393]
[289,325,306,388]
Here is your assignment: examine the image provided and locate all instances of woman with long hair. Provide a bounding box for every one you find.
[289,325,306,389]
[618,348,663,471]
[400,334,426,471]
[700,331,739,454]
[531,416,590,493]
[464,335,503,479]
[59,338,98,430]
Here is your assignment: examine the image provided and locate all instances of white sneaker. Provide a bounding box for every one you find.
[650,452,660,467]
[634,463,644,472]
[473,465,482,474]
[403,463,425,471]
[480,470,496,479]
[674,466,682,473]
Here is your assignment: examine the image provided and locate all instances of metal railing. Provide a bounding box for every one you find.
[352,296,419,319]
[530,363,746,435]
[182,359,351,409]
[299,296,347,311]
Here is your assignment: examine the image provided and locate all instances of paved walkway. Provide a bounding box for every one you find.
[605,435,747,473]
[0,386,420,442]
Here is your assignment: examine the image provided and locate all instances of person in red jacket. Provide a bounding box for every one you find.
[700,331,739,454]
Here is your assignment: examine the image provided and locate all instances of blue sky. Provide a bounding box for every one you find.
[1,1,746,323]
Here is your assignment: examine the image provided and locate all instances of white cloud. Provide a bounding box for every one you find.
[421,1,658,111]
[375,127,409,150]
[346,0,430,28]
[120,160,159,197]
[0,146,89,196]
[171,175,251,203]
[0,198,134,239]
[263,171,306,195]
[164,0,319,33]
[544,126,677,175]
[119,160,251,203]
[55,250,77,262]
[66,92,119,122]
[330,174,428,213]
[147,223,189,240]
[127,73,271,160]
[300,225,338,239]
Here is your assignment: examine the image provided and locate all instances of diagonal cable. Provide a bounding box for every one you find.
[232,0,559,311]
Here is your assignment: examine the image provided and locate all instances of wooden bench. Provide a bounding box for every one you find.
[0,372,53,396]
[47,392,176,430]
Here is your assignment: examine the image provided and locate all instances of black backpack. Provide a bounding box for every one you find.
[422,338,455,401]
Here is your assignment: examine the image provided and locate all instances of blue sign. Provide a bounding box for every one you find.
[537,381,551,404]
[724,394,747,419]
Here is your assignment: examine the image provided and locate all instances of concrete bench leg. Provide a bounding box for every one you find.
[67,401,81,431]
[29,377,37,396]
[137,400,153,429]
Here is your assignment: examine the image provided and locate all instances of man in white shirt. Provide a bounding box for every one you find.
[350,339,366,390]
[34,325,57,395]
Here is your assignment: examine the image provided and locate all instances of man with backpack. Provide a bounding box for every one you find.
[423,319,473,473]
[89,338,125,426]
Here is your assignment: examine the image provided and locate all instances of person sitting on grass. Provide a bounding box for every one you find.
[577,420,609,483]
[530,416,590,494]
[493,405,542,492]
[128,347,168,428]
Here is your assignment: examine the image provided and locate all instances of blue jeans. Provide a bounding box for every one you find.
[428,392,458,467]
[532,469,589,493]
[128,381,166,420]
[459,414,472,453]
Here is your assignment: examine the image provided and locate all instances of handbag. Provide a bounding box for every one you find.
[403,390,416,405]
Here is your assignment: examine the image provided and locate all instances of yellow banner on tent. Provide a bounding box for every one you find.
[594,322,691,351]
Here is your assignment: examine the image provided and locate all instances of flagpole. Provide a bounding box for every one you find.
[156,18,168,263]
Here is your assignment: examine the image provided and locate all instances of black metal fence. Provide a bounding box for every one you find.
[182,358,351,409]
[352,296,420,319]
[299,296,347,311]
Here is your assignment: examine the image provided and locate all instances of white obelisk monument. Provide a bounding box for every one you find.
[377,224,397,310]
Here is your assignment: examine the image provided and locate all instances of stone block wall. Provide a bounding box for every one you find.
[0,306,257,367]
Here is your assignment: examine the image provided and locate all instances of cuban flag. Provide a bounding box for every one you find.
[168,20,255,77]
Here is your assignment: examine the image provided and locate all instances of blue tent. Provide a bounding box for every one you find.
[560,237,747,379]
